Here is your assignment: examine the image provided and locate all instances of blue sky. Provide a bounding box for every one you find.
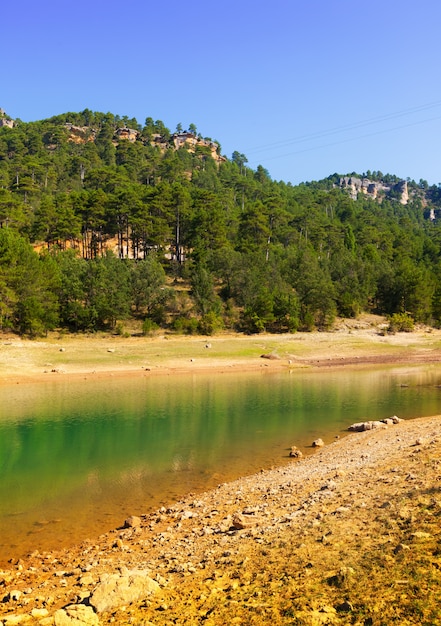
[2,0,441,185]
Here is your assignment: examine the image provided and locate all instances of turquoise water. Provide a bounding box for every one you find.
[1,365,441,563]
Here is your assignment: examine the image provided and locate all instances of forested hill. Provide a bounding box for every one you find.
[1,107,441,337]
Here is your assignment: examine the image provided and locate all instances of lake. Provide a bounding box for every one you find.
[1,365,441,565]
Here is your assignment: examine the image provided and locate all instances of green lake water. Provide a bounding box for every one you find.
[1,365,441,564]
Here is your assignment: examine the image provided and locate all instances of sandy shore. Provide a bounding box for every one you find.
[1,316,441,624]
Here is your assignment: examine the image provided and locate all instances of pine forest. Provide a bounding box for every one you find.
[1,108,441,337]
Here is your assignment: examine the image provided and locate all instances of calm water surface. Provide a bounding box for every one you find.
[1,365,441,564]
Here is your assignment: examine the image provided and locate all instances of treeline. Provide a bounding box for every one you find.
[1,108,441,336]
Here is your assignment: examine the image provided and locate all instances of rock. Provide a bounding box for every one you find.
[3,616,32,625]
[8,590,22,602]
[78,573,95,587]
[411,531,432,540]
[123,515,141,528]
[348,420,387,432]
[260,353,280,360]
[368,420,388,430]
[89,570,160,614]
[242,506,260,515]
[289,446,303,458]
[334,506,350,514]
[336,600,354,612]
[232,514,248,530]
[0,570,15,585]
[31,608,49,618]
[54,604,99,625]
[394,543,410,554]
[295,606,338,624]
[215,516,232,533]
[327,566,355,587]
[312,438,325,447]
[322,480,337,491]
[349,416,403,431]
[390,415,403,424]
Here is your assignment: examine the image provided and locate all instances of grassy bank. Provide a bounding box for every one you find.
[1,315,441,384]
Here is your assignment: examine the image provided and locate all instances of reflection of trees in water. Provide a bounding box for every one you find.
[1,367,441,562]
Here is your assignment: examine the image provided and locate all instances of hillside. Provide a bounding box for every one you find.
[1,107,441,337]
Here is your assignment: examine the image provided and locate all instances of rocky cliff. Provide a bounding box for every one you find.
[0,108,14,128]
[337,176,409,204]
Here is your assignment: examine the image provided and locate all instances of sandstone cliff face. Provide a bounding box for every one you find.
[338,176,409,204]
[65,123,96,144]
[114,127,139,142]
[169,132,226,164]
[0,108,14,128]
[0,118,14,128]
[62,125,226,164]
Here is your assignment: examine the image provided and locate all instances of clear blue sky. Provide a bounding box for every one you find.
[3,0,441,185]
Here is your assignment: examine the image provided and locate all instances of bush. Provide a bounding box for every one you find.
[142,318,159,336]
[114,322,130,337]
[239,309,266,334]
[387,313,415,333]
[172,316,199,335]
[197,312,223,335]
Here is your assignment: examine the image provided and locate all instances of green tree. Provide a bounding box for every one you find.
[288,248,337,330]
[83,252,131,329]
[55,250,89,331]
[131,254,169,319]
[190,264,222,316]
[0,230,60,335]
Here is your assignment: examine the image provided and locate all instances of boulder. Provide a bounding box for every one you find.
[312,438,325,447]
[54,604,99,625]
[348,420,387,432]
[89,570,160,614]
[389,415,403,424]
[123,515,141,528]
[348,416,403,431]
[232,514,248,530]
[289,446,303,458]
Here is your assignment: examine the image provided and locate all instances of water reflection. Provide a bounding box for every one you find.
[1,365,441,563]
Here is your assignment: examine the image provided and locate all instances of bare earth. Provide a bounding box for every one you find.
[1,314,441,384]
[2,316,441,625]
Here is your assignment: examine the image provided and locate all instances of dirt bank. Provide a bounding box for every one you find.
[1,314,441,385]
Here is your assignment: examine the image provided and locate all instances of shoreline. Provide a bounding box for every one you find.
[1,414,441,624]
[1,314,441,386]
[2,318,441,623]
[1,352,441,387]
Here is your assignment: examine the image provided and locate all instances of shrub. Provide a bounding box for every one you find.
[172,316,199,335]
[387,312,415,333]
[197,312,223,335]
[142,318,159,336]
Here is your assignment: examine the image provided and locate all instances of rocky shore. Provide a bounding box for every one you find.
[2,414,441,625]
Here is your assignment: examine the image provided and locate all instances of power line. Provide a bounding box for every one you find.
[245,99,441,158]
[247,112,441,167]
